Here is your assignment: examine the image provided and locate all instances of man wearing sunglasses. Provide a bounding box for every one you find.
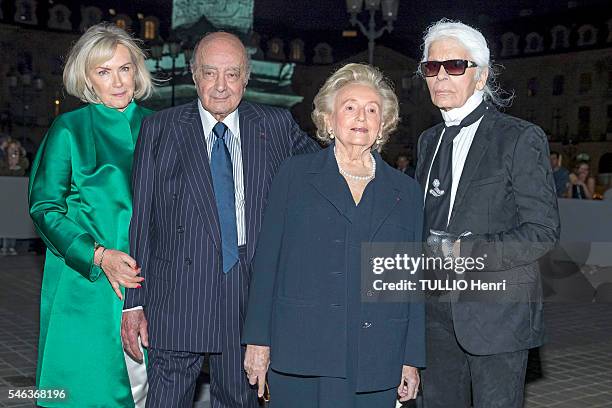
[414,19,560,408]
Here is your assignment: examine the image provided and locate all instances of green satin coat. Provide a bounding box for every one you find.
[29,101,153,407]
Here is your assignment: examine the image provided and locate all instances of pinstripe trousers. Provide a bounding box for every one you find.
[146,247,258,408]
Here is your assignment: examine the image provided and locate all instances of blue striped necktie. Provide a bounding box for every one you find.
[211,122,238,273]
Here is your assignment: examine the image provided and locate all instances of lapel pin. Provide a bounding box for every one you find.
[429,178,445,197]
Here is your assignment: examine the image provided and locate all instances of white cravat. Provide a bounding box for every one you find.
[424,91,485,225]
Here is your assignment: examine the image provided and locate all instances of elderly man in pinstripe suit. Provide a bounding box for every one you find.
[120,32,319,407]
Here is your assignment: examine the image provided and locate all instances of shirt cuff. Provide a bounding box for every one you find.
[123,306,143,312]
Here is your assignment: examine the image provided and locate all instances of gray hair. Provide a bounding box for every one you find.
[419,18,513,107]
[189,32,251,83]
[63,22,153,103]
[312,63,399,152]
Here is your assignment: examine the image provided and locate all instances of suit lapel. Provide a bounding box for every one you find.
[239,102,266,262]
[369,155,402,240]
[307,148,401,235]
[308,146,352,222]
[448,110,496,227]
[417,125,443,191]
[174,100,221,251]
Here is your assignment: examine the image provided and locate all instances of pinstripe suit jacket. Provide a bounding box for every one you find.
[124,100,319,352]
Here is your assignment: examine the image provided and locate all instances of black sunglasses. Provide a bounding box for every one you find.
[419,59,478,77]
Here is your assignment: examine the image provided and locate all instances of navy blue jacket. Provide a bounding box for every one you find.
[124,100,319,352]
[242,146,426,392]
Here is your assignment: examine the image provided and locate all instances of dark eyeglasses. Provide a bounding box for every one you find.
[419,60,478,77]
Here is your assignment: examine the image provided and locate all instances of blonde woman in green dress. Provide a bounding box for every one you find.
[29,23,154,407]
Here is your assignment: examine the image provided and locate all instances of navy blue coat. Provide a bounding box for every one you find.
[242,146,426,392]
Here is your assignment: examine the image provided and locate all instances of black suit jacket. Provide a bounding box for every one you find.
[124,100,319,352]
[243,147,425,392]
[416,106,560,355]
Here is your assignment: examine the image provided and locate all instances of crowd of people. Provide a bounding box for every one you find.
[10,15,606,408]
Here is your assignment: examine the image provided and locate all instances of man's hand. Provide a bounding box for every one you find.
[398,365,420,402]
[121,309,149,363]
[244,345,270,398]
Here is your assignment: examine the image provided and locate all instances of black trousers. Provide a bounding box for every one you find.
[146,247,257,408]
[268,369,398,408]
[421,299,529,408]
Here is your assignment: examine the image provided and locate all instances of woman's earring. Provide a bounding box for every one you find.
[328,129,335,139]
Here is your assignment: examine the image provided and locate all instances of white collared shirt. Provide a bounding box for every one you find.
[197,101,246,246]
[424,91,485,225]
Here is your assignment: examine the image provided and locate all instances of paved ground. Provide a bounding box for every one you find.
[0,254,611,407]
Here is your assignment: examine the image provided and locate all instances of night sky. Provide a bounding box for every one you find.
[57,0,611,41]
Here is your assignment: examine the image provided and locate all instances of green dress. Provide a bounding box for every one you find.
[29,101,153,407]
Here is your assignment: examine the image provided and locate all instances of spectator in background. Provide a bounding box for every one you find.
[550,151,569,198]
[568,161,595,199]
[0,138,29,256]
[396,153,416,177]
[0,137,29,176]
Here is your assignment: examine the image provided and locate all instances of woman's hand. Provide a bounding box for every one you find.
[244,345,270,398]
[398,365,420,402]
[95,247,143,300]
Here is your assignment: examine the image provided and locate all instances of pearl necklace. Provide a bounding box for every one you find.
[334,146,376,181]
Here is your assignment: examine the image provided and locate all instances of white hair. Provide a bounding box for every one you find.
[312,63,399,152]
[420,18,513,107]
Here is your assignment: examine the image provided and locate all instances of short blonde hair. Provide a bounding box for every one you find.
[311,63,399,151]
[63,22,153,104]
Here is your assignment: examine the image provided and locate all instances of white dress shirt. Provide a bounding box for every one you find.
[198,101,246,246]
[424,91,485,226]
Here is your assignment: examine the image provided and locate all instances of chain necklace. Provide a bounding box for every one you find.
[333,146,376,181]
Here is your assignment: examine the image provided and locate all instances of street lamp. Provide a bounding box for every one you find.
[346,0,399,65]
[149,35,193,107]
[149,38,164,71]
[168,37,182,107]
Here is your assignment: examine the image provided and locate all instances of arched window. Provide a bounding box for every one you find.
[500,32,519,57]
[266,38,285,61]
[141,17,159,40]
[80,6,102,31]
[14,0,38,25]
[527,77,538,97]
[550,25,569,49]
[524,32,543,53]
[47,4,72,31]
[577,24,598,46]
[552,75,564,96]
[313,43,334,65]
[289,39,305,63]
[113,14,132,31]
[145,21,154,39]
[579,73,592,94]
[578,106,591,139]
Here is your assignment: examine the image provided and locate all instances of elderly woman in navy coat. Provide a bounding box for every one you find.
[242,63,425,407]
